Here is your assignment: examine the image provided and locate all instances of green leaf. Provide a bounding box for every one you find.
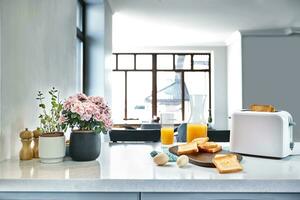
[95,127,101,133]
[58,104,63,109]
[51,101,57,107]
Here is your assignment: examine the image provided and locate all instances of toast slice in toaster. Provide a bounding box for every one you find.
[212,154,243,174]
[178,142,199,155]
[250,104,275,112]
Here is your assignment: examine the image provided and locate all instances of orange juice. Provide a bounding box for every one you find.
[186,123,207,143]
[161,127,174,145]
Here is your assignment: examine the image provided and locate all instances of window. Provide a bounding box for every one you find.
[76,0,86,92]
[112,53,212,123]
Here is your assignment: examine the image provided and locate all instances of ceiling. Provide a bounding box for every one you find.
[108,0,300,49]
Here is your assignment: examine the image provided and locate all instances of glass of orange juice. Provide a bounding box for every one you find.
[160,113,175,145]
[186,123,207,143]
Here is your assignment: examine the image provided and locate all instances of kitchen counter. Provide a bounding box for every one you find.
[1,142,300,195]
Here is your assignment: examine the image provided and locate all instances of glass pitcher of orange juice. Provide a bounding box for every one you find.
[186,123,207,143]
[160,113,175,145]
[186,94,208,143]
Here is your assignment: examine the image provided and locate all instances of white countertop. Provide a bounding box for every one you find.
[1,142,300,192]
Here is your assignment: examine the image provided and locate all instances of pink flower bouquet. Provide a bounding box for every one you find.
[61,93,113,133]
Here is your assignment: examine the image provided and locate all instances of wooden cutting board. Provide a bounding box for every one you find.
[169,145,242,168]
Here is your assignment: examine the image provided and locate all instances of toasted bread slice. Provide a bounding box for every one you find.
[199,142,218,149]
[201,144,222,153]
[178,142,199,155]
[192,137,209,146]
[214,154,228,159]
[213,154,243,174]
[250,104,275,112]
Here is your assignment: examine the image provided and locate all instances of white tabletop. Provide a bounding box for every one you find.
[0,142,300,192]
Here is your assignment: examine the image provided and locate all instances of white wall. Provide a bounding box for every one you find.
[204,46,227,130]
[241,34,300,141]
[113,46,228,130]
[0,5,2,161]
[0,0,79,160]
[226,32,242,128]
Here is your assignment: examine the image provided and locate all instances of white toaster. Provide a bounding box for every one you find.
[230,110,295,158]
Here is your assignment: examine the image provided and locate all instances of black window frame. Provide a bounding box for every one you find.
[112,53,212,123]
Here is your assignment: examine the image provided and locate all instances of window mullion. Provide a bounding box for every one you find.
[172,54,175,70]
[191,54,194,70]
[181,72,185,121]
[134,54,136,70]
[115,54,118,70]
[124,71,128,120]
[208,54,212,123]
[152,54,157,118]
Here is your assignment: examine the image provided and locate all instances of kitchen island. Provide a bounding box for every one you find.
[0,142,300,199]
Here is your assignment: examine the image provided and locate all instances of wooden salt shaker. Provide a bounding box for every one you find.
[19,128,33,160]
[32,128,42,158]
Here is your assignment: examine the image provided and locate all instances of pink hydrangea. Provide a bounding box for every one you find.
[61,93,113,131]
[93,112,102,122]
[103,117,113,128]
[81,113,92,121]
[71,102,85,116]
[79,102,96,121]
[88,96,104,105]
[76,93,88,101]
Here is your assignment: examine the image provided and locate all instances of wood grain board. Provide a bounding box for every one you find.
[169,145,242,168]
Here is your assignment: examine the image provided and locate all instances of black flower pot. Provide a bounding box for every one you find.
[69,131,101,161]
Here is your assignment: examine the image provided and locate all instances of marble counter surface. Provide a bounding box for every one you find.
[1,142,300,192]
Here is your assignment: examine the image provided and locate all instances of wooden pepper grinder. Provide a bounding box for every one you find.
[19,128,33,160]
[32,128,42,158]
